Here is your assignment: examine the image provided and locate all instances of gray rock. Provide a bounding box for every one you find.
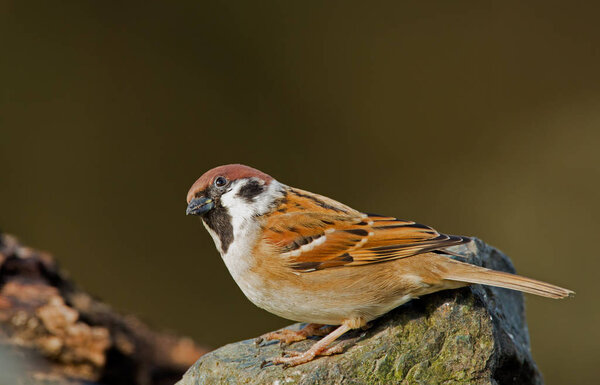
[177,239,542,385]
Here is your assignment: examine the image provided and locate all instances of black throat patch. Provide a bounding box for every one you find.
[202,204,234,254]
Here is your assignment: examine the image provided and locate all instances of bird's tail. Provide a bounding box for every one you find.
[439,258,573,299]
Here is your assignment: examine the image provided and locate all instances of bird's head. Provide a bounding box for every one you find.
[186,164,278,219]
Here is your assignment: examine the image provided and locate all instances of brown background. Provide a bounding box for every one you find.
[1,1,598,383]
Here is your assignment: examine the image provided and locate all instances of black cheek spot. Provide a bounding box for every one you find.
[237,179,265,202]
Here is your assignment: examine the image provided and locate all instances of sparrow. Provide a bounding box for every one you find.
[186,164,573,367]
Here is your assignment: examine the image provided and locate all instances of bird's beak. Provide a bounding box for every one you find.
[186,197,215,216]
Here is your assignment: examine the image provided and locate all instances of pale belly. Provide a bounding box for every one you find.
[231,260,429,325]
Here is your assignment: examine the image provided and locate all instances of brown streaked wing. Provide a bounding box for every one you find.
[262,208,469,272]
[260,189,363,254]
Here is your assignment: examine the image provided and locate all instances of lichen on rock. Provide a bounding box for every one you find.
[177,239,543,385]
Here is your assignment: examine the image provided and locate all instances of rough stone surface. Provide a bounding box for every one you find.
[177,239,543,385]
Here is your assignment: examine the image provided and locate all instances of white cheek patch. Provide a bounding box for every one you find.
[220,179,284,220]
[216,179,285,277]
[220,185,255,220]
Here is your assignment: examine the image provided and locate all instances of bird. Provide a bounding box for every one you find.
[185,164,573,367]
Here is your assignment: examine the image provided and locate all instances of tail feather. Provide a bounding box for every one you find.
[441,259,573,299]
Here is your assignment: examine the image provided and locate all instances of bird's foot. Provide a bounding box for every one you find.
[255,323,335,346]
[271,344,344,367]
[260,323,353,368]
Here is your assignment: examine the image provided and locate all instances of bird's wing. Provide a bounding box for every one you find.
[260,188,469,272]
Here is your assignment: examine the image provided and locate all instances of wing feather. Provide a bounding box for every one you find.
[259,188,470,272]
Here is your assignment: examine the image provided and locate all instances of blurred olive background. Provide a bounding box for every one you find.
[1,1,599,383]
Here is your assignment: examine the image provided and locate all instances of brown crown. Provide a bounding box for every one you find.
[186,164,274,203]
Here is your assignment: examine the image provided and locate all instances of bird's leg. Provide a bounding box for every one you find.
[270,323,352,367]
[256,323,335,346]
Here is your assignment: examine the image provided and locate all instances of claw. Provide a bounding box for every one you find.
[320,344,344,356]
[260,359,273,369]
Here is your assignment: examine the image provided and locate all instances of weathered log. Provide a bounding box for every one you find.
[0,233,208,385]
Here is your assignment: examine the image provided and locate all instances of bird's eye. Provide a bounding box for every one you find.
[214,176,228,187]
